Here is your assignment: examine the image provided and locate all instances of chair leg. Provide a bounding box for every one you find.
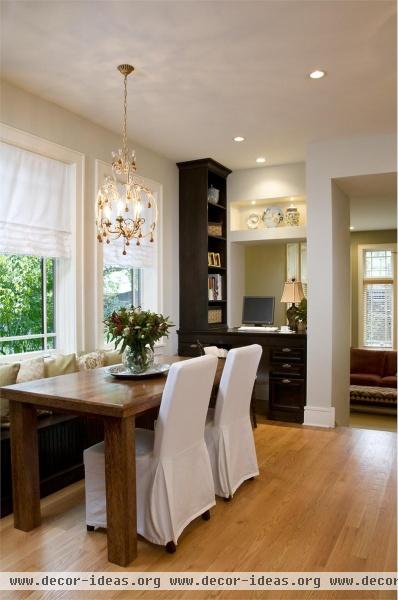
[201,509,210,521]
[87,525,95,532]
[165,541,176,554]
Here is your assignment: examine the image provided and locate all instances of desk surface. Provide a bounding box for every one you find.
[178,328,306,338]
[0,356,224,419]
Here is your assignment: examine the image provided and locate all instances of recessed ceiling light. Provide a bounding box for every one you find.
[309,70,326,79]
[350,226,355,230]
[233,136,245,142]
[251,201,256,205]
[256,157,266,163]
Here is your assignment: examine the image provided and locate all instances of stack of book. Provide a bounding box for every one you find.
[208,274,223,301]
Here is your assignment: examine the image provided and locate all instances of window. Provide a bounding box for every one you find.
[0,133,83,356]
[286,242,307,296]
[103,265,142,320]
[359,245,396,349]
[0,254,56,355]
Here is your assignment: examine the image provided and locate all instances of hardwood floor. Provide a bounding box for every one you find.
[0,423,396,600]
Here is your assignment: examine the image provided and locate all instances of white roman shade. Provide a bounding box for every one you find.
[103,189,158,269]
[0,142,72,258]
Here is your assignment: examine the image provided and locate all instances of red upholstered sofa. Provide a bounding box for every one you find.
[350,348,397,388]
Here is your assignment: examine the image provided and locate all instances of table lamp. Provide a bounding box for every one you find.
[280,278,304,331]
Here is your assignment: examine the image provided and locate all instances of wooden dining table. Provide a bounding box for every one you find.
[0,355,224,567]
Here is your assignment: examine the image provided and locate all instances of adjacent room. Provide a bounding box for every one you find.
[0,1,396,598]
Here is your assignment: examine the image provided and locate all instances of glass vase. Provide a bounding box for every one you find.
[122,346,154,374]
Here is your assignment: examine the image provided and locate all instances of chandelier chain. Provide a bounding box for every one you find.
[123,74,128,161]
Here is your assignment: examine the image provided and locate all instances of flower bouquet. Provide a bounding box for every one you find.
[104,306,173,373]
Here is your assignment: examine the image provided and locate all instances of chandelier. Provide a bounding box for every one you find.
[96,64,156,255]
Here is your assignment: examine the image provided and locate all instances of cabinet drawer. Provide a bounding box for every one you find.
[270,362,305,378]
[271,346,304,363]
[269,377,305,411]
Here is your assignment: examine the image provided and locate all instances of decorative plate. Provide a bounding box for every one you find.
[106,364,171,379]
[262,206,284,228]
[246,213,260,229]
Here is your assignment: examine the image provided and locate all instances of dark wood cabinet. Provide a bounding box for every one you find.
[177,158,231,331]
[178,329,307,423]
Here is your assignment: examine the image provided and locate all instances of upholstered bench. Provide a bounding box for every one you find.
[0,349,122,517]
[350,385,397,415]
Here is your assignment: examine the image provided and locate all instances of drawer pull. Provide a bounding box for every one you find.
[282,348,292,353]
[282,363,292,368]
[189,344,198,348]
[282,379,291,384]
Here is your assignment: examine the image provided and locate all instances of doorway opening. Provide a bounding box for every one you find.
[335,173,397,432]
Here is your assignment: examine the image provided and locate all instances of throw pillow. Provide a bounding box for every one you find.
[0,363,21,424]
[103,349,122,366]
[17,356,45,383]
[45,354,78,378]
[78,351,105,371]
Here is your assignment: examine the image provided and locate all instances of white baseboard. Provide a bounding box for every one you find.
[304,406,335,428]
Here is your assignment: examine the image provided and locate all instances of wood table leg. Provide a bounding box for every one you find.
[104,416,137,566]
[9,401,41,531]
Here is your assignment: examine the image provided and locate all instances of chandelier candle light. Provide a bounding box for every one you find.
[96,64,157,255]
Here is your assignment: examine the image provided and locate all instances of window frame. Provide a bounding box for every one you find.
[94,159,163,350]
[0,124,85,360]
[358,243,397,350]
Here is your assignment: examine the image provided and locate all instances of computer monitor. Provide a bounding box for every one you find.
[242,296,275,325]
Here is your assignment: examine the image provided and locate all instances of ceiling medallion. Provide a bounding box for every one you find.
[96,64,157,255]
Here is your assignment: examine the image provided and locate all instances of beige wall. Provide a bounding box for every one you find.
[350,229,397,347]
[244,243,286,326]
[0,80,179,352]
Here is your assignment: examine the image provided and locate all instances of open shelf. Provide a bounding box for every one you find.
[208,234,226,241]
[208,201,226,211]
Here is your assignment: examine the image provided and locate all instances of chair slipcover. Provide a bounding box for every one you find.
[84,355,218,546]
[205,344,262,498]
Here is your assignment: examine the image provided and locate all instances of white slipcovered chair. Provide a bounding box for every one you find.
[84,355,218,552]
[205,344,262,499]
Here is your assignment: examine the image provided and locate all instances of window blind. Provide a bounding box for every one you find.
[363,283,393,348]
[0,142,72,258]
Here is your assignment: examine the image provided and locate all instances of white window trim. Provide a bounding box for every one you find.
[0,123,85,357]
[358,243,397,350]
[94,159,164,350]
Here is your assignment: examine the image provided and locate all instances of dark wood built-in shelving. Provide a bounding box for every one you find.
[177,158,231,331]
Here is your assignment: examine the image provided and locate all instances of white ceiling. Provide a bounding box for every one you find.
[1,0,396,170]
[337,173,397,231]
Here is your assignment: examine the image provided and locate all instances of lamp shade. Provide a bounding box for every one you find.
[280,280,304,304]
